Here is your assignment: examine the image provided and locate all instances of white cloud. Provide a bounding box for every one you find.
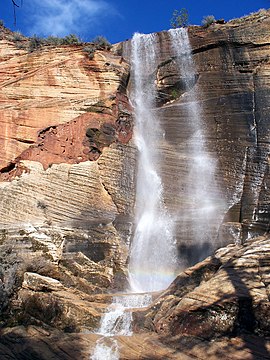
[25,0,115,38]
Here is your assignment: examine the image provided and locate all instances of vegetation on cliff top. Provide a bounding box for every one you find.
[169,7,268,29]
[229,8,268,23]
[170,8,189,28]
[0,20,111,57]
[202,15,216,27]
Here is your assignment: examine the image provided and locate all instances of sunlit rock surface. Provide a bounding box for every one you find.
[0,236,269,359]
[140,235,270,337]
[0,10,269,360]
[0,34,135,297]
[0,35,131,169]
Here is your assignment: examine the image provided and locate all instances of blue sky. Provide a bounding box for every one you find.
[1,0,269,43]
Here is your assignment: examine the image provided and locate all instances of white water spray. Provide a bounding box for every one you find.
[91,294,151,360]
[169,28,223,252]
[92,338,119,360]
[92,32,181,359]
[92,29,225,358]
[128,32,178,293]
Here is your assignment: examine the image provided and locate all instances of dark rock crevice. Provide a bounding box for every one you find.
[251,74,259,147]
[156,57,199,105]
[192,40,270,57]
[15,138,35,145]
[0,162,16,174]
[99,178,115,209]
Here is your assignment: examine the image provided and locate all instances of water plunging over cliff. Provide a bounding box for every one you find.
[91,32,178,359]
[92,29,224,359]
[169,28,223,259]
[128,32,178,293]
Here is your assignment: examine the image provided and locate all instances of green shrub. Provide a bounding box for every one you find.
[46,35,64,46]
[83,45,96,59]
[170,8,189,28]
[28,35,44,52]
[62,34,82,45]
[0,20,4,27]
[83,36,111,60]
[11,30,111,55]
[92,35,111,50]
[202,15,216,27]
[12,31,24,41]
[0,247,23,316]
[171,88,180,100]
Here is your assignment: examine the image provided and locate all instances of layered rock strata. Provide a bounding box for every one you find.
[0,36,135,315]
[140,235,270,337]
[0,10,269,360]
[121,10,270,265]
[0,235,269,359]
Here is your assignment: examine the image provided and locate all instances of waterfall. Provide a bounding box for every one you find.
[169,28,223,259]
[92,32,173,359]
[91,294,151,360]
[128,32,178,293]
[93,29,221,359]
[92,31,179,359]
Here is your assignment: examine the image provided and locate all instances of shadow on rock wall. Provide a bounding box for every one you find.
[0,327,90,360]
[162,253,270,359]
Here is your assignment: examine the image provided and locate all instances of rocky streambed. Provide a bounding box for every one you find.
[0,235,269,359]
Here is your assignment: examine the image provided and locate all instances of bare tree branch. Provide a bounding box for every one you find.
[11,0,20,7]
[10,0,21,26]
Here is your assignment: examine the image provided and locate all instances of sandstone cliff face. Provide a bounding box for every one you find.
[0,36,135,315]
[188,12,270,239]
[120,10,270,266]
[1,235,269,359]
[141,235,270,338]
[128,234,270,360]
[0,40,130,168]
[0,11,269,360]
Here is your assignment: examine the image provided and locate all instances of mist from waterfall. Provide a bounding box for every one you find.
[92,29,222,359]
[169,28,223,256]
[91,32,179,360]
[128,32,178,293]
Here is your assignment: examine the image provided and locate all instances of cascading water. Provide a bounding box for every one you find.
[91,294,151,360]
[128,32,178,293]
[169,28,224,259]
[91,28,225,359]
[92,28,225,359]
[91,32,178,359]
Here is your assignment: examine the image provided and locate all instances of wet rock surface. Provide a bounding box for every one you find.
[1,328,269,360]
[0,11,269,360]
[134,235,270,355]
[122,10,270,259]
[0,236,270,359]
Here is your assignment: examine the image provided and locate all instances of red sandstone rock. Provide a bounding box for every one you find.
[0,41,132,174]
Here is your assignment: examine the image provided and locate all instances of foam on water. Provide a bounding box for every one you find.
[92,338,119,360]
[91,294,152,360]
